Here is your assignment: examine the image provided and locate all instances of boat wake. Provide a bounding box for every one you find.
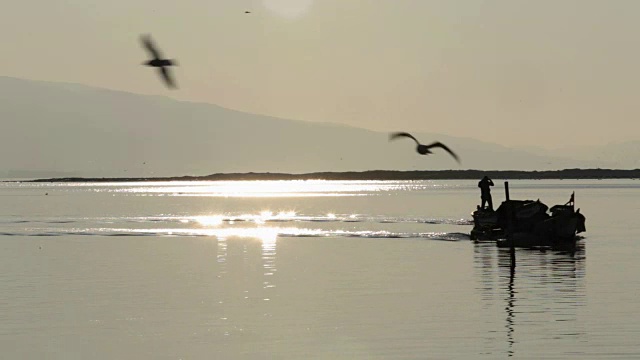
[0,212,472,241]
[0,228,471,241]
[0,213,473,226]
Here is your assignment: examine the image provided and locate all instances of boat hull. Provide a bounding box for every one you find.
[471,196,586,249]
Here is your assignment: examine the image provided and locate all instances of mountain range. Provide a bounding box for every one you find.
[0,76,636,178]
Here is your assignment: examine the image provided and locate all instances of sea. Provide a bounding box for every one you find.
[0,179,639,359]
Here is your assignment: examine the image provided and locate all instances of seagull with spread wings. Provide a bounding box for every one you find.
[140,34,177,89]
[389,132,460,163]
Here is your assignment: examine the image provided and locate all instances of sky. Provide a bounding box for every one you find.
[2,0,640,149]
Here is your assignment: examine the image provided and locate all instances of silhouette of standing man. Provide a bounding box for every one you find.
[478,176,494,210]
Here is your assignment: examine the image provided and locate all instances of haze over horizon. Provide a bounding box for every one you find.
[2,0,640,150]
[3,76,639,179]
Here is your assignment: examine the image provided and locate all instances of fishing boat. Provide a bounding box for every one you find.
[470,184,586,249]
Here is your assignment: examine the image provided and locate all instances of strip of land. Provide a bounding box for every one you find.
[21,169,640,182]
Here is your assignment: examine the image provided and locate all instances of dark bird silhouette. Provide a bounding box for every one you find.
[140,34,177,89]
[245,10,251,13]
[389,132,460,163]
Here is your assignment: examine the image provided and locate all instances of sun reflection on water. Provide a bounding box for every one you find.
[193,211,298,226]
[206,218,280,294]
[192,210,286,244]
[194,215,224,227]
[106,180,437,198]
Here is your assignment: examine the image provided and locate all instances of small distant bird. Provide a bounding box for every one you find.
[389,132,460,163]
[245,10,251,13]
[140,34,177,89]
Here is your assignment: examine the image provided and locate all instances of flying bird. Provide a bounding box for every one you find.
[389,132,460,163]
[140,34,177,89]
[245,10,251,13]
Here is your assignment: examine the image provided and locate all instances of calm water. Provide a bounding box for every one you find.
[1,179,639,359]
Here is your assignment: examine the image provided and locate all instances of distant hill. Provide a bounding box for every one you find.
[27,169,640,183]
[518,141,640,169]
[0,76,622,178]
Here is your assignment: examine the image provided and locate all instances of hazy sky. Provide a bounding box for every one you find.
[2,0,640,148]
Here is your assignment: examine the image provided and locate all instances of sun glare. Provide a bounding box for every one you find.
[263,0,314,19]
[119,180,412,198]
[190,210,303,243]
[193,210,298,226]
[195,215,224,227]
[216,228,279,244]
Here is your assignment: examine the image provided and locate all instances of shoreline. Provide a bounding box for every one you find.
[15,168,640,182]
